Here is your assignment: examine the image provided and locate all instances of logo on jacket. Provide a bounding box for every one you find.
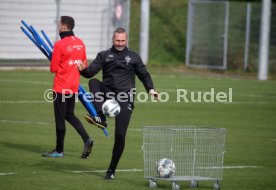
[125,56,131,65]
[67,46,73,52]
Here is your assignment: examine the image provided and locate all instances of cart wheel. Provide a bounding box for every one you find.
[214,181,220,190]
[149,179,157,188]
[172,181,180,190]
[190,180,198,188]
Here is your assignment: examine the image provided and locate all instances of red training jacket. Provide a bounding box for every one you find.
[50,36,87,94]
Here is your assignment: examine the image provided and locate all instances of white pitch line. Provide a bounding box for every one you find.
[71,169,143,173]
[93,126,141,133]
[223,101,273,105]
[134,101,274,104]
[201,166,264,169]
[0,78,88,87]
[0,119,50,125]
[0,78,51,85]
[0,100,273,105]
[0,173,16,176]
[223,166,264,169]
[0,166,262,176]
[72,166,262,174]
[0,66,49,71]
[154,88,276,99]
[0,100,45,104]
[128,128,142,131]
[0,119,143,131]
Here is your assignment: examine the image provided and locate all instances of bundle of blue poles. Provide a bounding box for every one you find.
[20,20,109,138]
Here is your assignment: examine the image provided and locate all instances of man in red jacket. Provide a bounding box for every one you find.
[42,16,93,158]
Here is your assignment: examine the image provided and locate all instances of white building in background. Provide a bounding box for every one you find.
[0,0,130,60]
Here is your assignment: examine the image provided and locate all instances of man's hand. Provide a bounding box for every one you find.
[149,89,159,100]
[77,60,87,71]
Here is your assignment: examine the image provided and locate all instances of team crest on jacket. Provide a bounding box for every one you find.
[125,56,131,65]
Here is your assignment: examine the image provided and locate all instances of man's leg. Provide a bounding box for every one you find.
[88,78,104,114]
[85,79,107,128]
[54,93,67,153]
[42,92,66,158]
[65,94,93,158]
[105,101,133,179]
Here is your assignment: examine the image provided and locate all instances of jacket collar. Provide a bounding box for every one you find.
[59,31,74,39]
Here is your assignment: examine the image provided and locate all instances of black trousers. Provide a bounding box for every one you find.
[88,79,133,173]
[53,92,90,153]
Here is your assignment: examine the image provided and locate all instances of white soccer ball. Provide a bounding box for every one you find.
[102,99,121,117]
[156,158,176,178]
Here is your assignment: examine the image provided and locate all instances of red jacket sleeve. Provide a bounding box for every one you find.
[50,43,62,73]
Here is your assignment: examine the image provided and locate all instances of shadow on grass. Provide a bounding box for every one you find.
[33,159,104,178]
[0,141,79,157]
[0,141,43,154]
[0,141,104,178]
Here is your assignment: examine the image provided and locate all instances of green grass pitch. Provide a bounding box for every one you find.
[0,69,276,190]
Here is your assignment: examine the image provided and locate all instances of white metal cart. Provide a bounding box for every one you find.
[143,126,226,190]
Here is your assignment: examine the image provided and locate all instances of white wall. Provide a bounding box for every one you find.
[0,0,111,60]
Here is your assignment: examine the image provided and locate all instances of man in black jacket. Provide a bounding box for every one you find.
[77,27,158,179]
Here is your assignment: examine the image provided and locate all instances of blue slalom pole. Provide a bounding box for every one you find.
[41,30,54,49]
[29,25,52,58]
[21,20,52,59]
[78,86,98,116]
[21,20,33,33]
[20,26,50,59]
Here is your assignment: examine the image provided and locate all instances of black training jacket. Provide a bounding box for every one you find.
[80,46,154,92]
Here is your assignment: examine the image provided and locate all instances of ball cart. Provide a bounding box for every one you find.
[142,126,226,190]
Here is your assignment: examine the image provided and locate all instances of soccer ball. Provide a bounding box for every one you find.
[156,158,176,178]
[102,99,121,117]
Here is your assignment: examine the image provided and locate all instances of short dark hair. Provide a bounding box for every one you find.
[60,16,75,30]
[113,27,127,38]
